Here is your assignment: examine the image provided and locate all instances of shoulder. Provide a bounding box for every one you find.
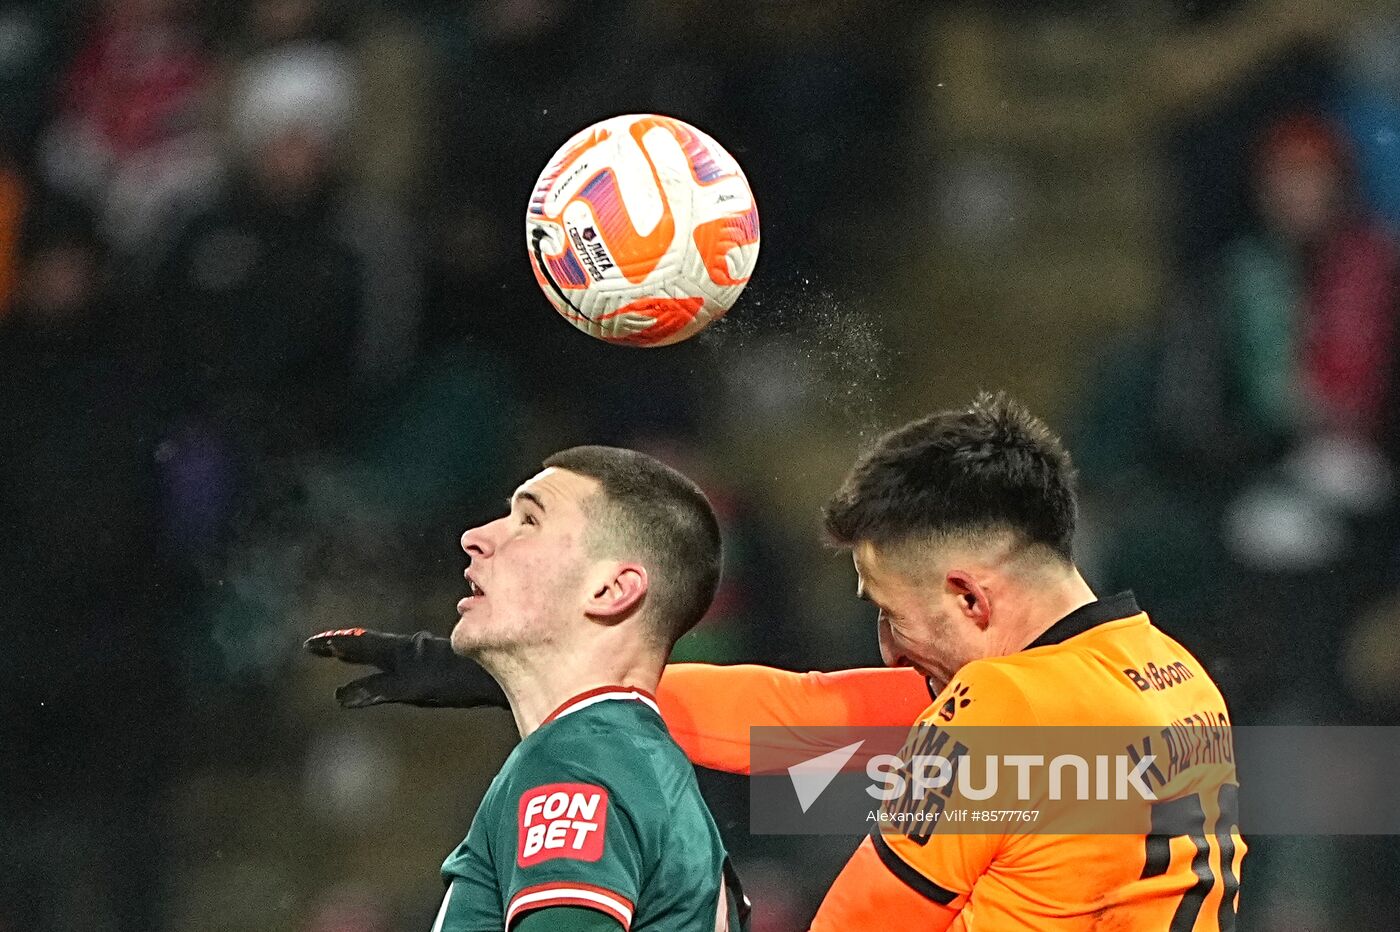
[924,659,1038,727]
[926,630,1136,726]
[489,709,676,877]
[508,708,669,799]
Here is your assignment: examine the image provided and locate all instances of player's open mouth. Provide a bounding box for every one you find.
[458,574,486,613]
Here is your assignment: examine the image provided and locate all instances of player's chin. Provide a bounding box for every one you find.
[449,613,490,656]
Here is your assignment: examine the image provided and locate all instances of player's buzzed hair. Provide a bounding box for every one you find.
[823,392,1078,562]
[543,446,722,645]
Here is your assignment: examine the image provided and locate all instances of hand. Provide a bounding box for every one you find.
[303,628,508,709]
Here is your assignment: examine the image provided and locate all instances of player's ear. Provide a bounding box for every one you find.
[946,570,992,629]
[584,562,648,622]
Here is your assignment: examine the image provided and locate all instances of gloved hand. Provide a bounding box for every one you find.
[303,628,508,709]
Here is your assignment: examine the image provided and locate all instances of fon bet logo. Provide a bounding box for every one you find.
[517,783,609,866]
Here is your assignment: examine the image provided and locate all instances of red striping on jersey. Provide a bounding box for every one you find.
[506,881,635,930]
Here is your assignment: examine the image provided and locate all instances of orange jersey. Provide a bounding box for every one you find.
[813,592,1245,931]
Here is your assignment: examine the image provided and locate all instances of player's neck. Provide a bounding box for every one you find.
[483,643,665,739]
[1009,567,1098,652]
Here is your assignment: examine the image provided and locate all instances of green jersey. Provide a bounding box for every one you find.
[434,687,748,932]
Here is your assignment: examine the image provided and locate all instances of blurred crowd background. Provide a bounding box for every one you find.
[4,0,1400,930]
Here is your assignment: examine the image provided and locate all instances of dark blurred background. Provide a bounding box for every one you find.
[3,0,1400,929]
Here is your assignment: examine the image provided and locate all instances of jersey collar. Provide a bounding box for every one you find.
[542,685,661,725]
[1024,590,1142,650]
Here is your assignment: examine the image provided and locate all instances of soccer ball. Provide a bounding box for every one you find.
[526,114,760,347]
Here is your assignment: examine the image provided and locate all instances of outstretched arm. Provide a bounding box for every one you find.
[656,664,933,774]
[303,630,934,775]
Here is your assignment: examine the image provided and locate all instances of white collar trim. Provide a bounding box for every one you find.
[551,689,661,722]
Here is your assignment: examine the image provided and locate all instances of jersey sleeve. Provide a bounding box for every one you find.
[830,661,1037,916]
[655,663,934,774]
[495,733,650,931]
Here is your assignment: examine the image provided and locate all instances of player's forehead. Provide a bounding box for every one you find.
[511,467,601,514]
[853,541,931,600]
[852,542,889,600]
[853,540,900,575]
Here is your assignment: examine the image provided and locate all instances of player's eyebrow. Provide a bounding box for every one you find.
[510,490,547,514]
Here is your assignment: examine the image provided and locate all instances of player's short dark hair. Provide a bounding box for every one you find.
[543,446,721,645]
[823,392,1078,562]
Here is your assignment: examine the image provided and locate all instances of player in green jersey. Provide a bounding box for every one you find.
[424,446,748,932]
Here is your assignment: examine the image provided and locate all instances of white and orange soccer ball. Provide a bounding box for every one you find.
[525,114,760,347]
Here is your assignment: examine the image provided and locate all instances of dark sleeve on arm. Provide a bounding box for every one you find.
[514,905,623,932]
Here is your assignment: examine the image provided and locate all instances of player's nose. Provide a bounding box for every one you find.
[461,523,494,558]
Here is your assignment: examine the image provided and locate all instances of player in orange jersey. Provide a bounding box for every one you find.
[803,393,1244,931]
[309,393,1244,929]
